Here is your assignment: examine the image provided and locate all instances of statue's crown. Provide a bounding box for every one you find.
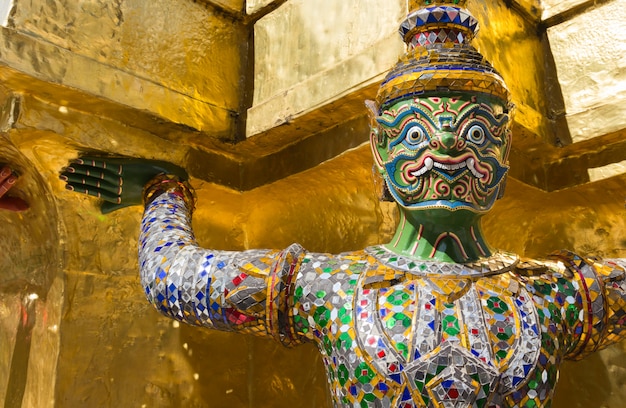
[401,0,477,48]
[376,0,511,111]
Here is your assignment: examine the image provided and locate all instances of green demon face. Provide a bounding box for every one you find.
[370,96,512,212]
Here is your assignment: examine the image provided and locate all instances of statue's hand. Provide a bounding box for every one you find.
[0,165,29,212]
[60,156,188,214]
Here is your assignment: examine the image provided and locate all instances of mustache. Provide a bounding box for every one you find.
[386,148,508,191]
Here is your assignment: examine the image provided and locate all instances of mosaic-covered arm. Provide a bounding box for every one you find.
[551,251,626,359]
[138,178,306,345]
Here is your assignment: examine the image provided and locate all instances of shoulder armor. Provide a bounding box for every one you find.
[514,258,570,278]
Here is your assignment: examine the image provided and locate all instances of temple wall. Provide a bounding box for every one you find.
[0,0,624,407]
[248,0,550,140]
[0,0,247,138]
[547,0,626,142]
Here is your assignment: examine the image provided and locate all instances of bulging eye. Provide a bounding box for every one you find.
[406,126,425,144]
[466,125,486,145]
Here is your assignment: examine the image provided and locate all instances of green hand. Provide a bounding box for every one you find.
[60,156,188,214]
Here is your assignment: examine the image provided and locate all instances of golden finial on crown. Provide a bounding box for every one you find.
[401,0,478,48]
[375,0,511,111]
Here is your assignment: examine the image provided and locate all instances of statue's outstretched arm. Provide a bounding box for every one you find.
[61,156,305,345]
[0,164,28,212]
[549,252,626,358]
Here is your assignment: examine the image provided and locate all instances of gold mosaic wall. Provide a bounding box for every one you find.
[0,0,625,407]
[248,0,549,140]
[547,0,626,143]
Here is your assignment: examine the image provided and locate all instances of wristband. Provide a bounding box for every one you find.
[142,173,196,212]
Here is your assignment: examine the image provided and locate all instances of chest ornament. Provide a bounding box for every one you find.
[354,263,541,407]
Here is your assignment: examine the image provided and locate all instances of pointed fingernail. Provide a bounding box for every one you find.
[59,175,68,181]
[65,185,74,191]
[66,167,75,173]
[0,167,10,177]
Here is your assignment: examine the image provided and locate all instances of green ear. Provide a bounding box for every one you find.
[373,140,388,174]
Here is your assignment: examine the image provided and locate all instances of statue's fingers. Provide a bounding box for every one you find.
[59,173,122,195]
[63,163,111,178]
[63,163,121,185]
[0,172,17,198]
[0,165,11,184]
[73,157,124,175]
[64,182,122,204]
